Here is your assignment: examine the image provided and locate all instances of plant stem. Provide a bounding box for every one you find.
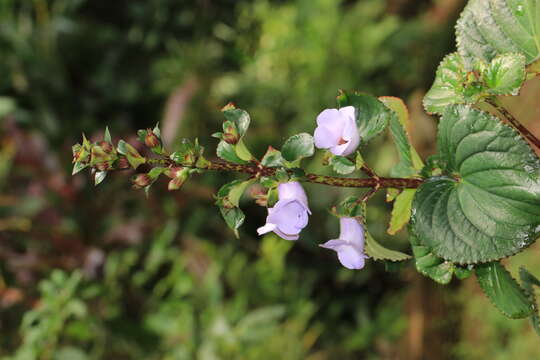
[196,159,423,189]
[487,99,540,150]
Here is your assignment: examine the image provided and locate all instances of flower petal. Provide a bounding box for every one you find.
[336,244,367,270]
[277,182,311,214]
[257,223,276,235]
[339,106,355,121]
[338,217,365,248]
[319,239,349,250]
[268,200,306,235]
[316,109,340,127]
[314,125,341,149]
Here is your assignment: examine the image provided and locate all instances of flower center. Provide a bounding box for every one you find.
[337,137,348,145]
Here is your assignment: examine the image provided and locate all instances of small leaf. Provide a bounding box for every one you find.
[72,162,88,175]
[519,267,540,336]
[355,151,365,169]
[362,202,411,262]
[222,107,250,137]
[94,171,107,186]
[329,155,355,175]
[261,146,284,167]
[235,139,254,161]
[217,141,248,164]
[219,206,244,238]
[336,91,391,143]
[410,229,454,285]
[423,53,485,114]
[365,231,411,262]
[117,141,146,169]
[387,189,416,235]
[281,133,314,163]
[476,262,533,319]
[104,127,112,143]
[380,96,424,173]
[332,196,362,218]
[483,53,526,95]
[228,179,254,207]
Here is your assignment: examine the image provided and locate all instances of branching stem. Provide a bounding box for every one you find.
[187,159,423,189]
[487,98,540,150]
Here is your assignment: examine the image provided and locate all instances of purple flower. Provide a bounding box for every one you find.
[257,182,311,240]
[320,217,368,269]
[313,106,360,156]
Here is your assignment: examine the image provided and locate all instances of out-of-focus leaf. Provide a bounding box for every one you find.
[476,262,533,319]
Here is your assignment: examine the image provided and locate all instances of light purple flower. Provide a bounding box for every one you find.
[320,217,368,269]
[257,181,311,240]
[313,106,360,156]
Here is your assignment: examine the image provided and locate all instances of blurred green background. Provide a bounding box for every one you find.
[1,0,540,359]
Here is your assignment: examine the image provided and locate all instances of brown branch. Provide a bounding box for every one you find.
[487,99,540,150]
[197,159,423,189]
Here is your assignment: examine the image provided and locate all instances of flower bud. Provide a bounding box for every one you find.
[95,162,111,172]
[97,141,113,154]
[166,167,189,190]
[116,157,130,169]
[144,129,160,148]
[222,122,239,145]
[132,174,152,188]
[165,167,183,179]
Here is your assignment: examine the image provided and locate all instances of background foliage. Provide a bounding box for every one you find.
[1,0,539,359]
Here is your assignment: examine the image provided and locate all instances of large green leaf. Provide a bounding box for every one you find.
[476,262,533,319]
[336,91,391,143]
[456,0,540,68]
[412,105,540,264]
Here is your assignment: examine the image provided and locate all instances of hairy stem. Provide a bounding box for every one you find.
[193,159,423,189]
[487,99,540,150]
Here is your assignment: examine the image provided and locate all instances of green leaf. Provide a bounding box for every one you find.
[228,179,254,207]
[412,105,540,264]
[217,141,248,164]
[409,228,455,284]
[72,162,88,175]
[104,127,112,143]
[387,189,416,235]
[482,53,527,95]
[365,231,411,262]
[216,180,253,237]
[379,96,423,171]
[281,133,314,163]
[261,146,284,167]
[519,267,540,335]
[117,140,146,169]
[94,171,107,186]
[476,262,533,319]
[456,0,540,68]
[355,151,365,169]
[222,107,250,137]
[235,139,254,161]
[336,91,390,143]
[329,155,355,175]
[361,202,411,262]
[332,196,362,218]
[423,53,484,114]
